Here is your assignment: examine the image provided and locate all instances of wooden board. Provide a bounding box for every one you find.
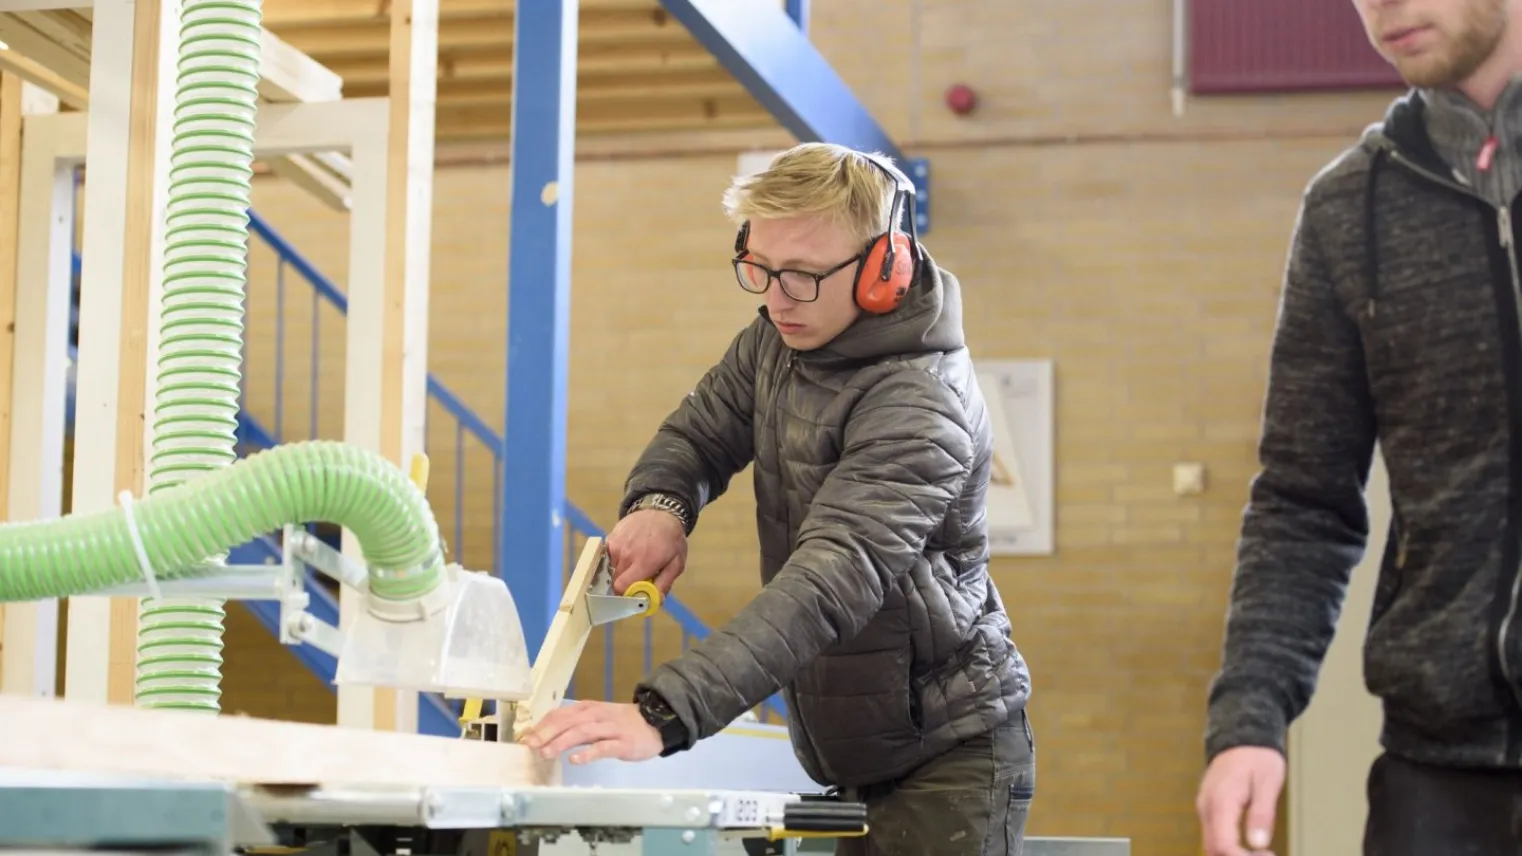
[0,694,553,787]
[333,0,436,735]
[510,537,606,740]
[0,72,17,691]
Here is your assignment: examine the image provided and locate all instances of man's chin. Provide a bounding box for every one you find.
[778,330,821,351]
[1389,52,1472,89]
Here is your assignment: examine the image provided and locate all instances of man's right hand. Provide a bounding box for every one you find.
[1197,745,1286,856]
[607,508,688,596]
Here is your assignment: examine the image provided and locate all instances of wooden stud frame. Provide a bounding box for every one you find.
[12,99,403,727]
[0,83,70,699]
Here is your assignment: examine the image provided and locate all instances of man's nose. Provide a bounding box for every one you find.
[765,285,797,313]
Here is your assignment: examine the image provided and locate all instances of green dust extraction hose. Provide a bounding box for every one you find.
[137,0,264,712]
[0,441,444,605]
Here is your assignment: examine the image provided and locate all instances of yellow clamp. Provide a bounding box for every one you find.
[459,697,486,732]
[624,579,663,615]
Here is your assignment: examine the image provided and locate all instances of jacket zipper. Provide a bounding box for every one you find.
[1386,149,1522,755]
[772,350,825,771]
[1494,204,1522,722]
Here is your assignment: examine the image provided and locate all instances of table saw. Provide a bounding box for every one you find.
[0,767,1129,856]
[0,448,1128,856]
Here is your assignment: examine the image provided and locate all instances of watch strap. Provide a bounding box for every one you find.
[634,687,690,757]
[627,492,695,535]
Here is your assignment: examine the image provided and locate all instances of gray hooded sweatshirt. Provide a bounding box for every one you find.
[620,255,1031,788]
[1207,80,1522,769]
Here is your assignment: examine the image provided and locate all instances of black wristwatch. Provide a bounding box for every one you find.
[634,687,690,757]
[627,492,696,535]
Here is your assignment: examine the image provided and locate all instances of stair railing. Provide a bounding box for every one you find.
[241,210,786,724]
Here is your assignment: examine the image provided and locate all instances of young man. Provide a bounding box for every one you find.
[1198,1,1522,854]
[520,142,1035,855]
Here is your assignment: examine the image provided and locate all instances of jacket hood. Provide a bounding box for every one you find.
[1352,89,1451,317]
[759,249,966,365]
[1359,88,1444,171]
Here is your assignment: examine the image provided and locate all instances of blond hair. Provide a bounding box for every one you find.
[722,142,898,244]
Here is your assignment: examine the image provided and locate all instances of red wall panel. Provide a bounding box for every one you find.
[1189,0,1404,93]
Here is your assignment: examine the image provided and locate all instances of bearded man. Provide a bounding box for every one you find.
[1196,1,1522,854]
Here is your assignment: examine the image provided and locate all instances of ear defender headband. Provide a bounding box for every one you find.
[733,151,923,316]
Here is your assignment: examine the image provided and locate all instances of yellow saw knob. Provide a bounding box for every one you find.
[409,453,431,493]
[624,580,662,616]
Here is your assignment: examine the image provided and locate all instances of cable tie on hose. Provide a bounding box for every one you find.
[119,490,163,602]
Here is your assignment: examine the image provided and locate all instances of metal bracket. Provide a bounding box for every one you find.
[275,526,360,658]
[584,551,654,626]
[71,524,360,659]
[285,526,370,590]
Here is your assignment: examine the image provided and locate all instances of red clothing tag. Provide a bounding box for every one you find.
[1479,135,1499,172]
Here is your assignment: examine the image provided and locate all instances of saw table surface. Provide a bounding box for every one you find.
[0,766,858,856]
[0,767,1130,856]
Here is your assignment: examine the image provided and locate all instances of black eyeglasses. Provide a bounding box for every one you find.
[732,254,861,302]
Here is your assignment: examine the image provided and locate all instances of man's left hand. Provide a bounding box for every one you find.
[519,701,664,765]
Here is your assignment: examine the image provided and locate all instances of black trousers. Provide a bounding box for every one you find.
[833,711,1036,856]
[1364,751,1522,855]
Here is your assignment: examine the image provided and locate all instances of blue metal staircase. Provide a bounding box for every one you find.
[62,206,784,735]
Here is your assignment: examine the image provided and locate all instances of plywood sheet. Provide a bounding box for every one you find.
[0,695,553,787]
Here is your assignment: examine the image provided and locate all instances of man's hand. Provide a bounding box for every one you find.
[518,701,663,765]
[608,508,687,595]
[1197,746,1286,856]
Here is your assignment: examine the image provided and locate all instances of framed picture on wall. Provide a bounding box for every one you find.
[974,359,1054,557]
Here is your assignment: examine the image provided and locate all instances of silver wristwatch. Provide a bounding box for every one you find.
[628,492,695,534]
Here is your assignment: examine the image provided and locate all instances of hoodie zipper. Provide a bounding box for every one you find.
[1495,204,1522,725]
[769,348,827,775]
[1387,149,1522,749]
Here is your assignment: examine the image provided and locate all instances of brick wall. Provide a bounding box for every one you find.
[224,1,1401,853]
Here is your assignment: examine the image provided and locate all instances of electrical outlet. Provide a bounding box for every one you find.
[1173,462,1206,496]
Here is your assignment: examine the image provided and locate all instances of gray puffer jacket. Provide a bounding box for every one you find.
[622,256,1031,788]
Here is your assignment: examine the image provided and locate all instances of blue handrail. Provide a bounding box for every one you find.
[243,210,785,724]
[66,190,785,726]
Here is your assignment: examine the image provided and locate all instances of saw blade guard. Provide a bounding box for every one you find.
[334,565,534,700]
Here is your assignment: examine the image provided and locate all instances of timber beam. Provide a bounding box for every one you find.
[0,7,354,211]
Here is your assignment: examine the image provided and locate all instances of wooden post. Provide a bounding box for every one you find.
[65,0,176,704]
[0,75,67,698]
[0,72,21,689]
[337,0,437,733]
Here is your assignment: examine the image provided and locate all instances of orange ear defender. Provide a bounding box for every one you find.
[852,153,923,315]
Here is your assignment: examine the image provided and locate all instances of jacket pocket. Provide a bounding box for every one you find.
[792,645,924,787]
[794,647,920,740]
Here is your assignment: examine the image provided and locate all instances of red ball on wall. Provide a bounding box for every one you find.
[944,83,978,116]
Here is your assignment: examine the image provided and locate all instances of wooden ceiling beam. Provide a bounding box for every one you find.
[356,78,749,110]
[261,0,666,27]
[436,89,765,130]
[437,109,773,142]
[0,46,85,109]
[261,0,665,29]
[0,10,353,212]
[279,18,691,61]
[322,47,720,89]
[343,57,730,91]
[0,12,90,88]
